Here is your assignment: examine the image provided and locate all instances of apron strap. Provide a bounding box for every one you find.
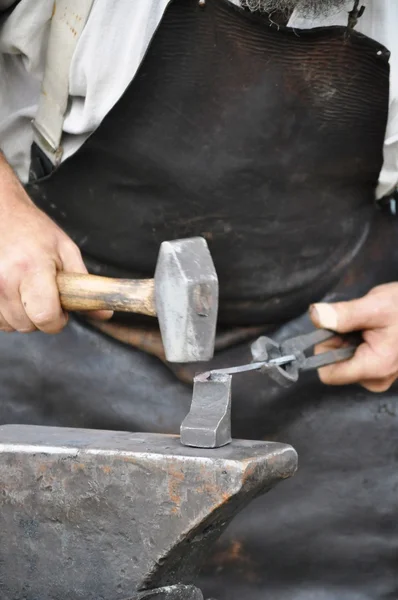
[32,0,94,165]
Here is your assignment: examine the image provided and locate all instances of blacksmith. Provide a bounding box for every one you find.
[0,0,397,597]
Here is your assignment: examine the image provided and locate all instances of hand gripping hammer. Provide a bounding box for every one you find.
[57,237,218,363]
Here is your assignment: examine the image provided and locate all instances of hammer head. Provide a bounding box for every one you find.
[155,237,218,363]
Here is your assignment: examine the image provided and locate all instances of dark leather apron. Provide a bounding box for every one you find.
[2,1,396,598]
[28,0,389,325]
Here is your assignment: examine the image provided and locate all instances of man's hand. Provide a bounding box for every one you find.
[0,155,111,334]
[310,283,398,392]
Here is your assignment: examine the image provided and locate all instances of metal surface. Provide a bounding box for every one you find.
[251,329,359,387]
[281,329,357,372]
[202,355,297,377]
[181,329,359,449]
[180,373,232,448]
[180,356,296,449]
[0,425,297,600]
[280,329,358,371]
[135,585,204,600]
[155,237,218,363]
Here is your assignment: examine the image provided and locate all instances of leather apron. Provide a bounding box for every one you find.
[28,0,389,324]
[1,1,396,598]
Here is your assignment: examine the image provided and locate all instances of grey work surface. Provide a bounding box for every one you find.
[0,426,297,600]
[136,585,204,599]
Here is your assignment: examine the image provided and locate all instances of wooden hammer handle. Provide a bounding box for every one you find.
[57,273,156,317]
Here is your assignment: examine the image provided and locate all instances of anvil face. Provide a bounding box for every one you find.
[0,426,297,600]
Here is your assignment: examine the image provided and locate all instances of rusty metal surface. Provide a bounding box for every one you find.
[0,426,297,600]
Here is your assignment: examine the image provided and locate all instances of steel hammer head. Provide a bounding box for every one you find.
[155,237,218,363]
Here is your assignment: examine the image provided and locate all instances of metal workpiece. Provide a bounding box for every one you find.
[135,584,204,600]
[0,425,297,600]
[179,354,295,450]
[180,373,232,448]
[179,351,296,450]
[180,328,358,450]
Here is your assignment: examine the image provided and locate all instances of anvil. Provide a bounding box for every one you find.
[0,426,297,599]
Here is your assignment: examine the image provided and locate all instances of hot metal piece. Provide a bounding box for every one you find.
[0,425,297,600]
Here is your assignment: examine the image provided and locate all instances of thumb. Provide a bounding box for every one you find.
[309,295,384,334]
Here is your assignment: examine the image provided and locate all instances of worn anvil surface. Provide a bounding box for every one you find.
[0,426,297,600]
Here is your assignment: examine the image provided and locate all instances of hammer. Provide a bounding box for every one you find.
[57,237,218,363]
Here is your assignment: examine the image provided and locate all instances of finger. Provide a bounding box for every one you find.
[59,241,113,322]
[20,269,68,334]
[0,285,36,333]
[359,376,396,393]
[310,294,390,334]
[317,343,390,386]
[59,239,88,275]
[0,311,15,332]
[314,336,345,354]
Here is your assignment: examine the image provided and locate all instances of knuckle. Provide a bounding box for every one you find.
[32,310,59,327]
[367,292,396,319]
[370,297,390,319]
[377,364,395,380]
[0,256,39,296]
[370,283,398,298]
[13,257,34,274]
[32,309,66,333]
[62,239,81,258]
[368,284,384,296]
[3,256,35,279]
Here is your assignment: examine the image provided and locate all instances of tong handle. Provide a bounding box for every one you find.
[281,329,336,354]
[300,345,357,372]
[281,329,361,373]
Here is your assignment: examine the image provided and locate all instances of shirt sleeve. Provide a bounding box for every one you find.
[0,0,52,180]
[376,96,398,199]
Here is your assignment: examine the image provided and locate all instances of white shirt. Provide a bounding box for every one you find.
[1,0,397,199]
